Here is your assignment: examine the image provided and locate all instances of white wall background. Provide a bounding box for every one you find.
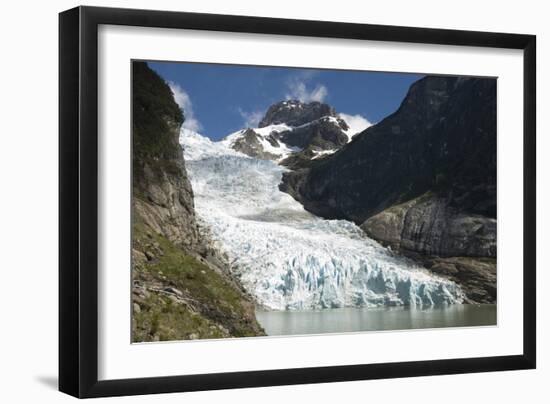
[0,0,546,402]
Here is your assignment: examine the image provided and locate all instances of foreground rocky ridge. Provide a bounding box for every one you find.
[280,76,497,303]
[132,62,264,341]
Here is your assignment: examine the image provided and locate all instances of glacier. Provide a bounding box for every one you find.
[181,129,465,310]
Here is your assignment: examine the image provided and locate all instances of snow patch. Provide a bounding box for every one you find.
[339,113,372,142]
[311,149,339,159]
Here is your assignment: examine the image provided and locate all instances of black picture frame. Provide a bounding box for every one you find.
[59,5,536,398]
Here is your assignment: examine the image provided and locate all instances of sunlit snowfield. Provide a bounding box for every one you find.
[181,129,468,315]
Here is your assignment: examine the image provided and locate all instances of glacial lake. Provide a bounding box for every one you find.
[256,304,497,336]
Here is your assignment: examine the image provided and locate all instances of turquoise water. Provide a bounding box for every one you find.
[256,304,496,336]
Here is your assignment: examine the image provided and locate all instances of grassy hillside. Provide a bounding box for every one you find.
[132,220,264,341]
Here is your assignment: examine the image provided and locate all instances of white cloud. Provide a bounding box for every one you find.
[238,108,264,128]
[168,81,202,132]
[285,77,328,103]
[339,113,372,138]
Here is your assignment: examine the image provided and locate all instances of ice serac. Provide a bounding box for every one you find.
[181,130,464,310]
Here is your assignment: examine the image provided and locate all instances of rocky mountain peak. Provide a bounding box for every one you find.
[224,99,353,163]
[259,100,337,128]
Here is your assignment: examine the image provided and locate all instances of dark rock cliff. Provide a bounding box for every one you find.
[280,76,497,303]
[131,62,264,341]
[281,76,496,225]
[132,61,201,251]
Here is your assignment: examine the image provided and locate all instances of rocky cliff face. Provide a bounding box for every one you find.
[132,62,201,252]
[131,62,264,341]
[280,76,497,303]
[361,193,496,258]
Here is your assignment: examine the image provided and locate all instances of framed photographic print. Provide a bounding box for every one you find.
[59,6,536,398]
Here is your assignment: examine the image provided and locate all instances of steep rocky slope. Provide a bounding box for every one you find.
[131,62,264,341]
[280,76,497,303]
[132,62,200,252]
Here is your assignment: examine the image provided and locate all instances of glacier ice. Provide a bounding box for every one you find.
[181,129,464,310]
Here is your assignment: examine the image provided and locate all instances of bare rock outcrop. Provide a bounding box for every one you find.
[361,193,496,258]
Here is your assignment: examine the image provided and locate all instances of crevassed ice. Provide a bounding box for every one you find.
[181,130,464,310]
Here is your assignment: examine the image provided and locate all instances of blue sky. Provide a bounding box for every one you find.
[147,61,423,141]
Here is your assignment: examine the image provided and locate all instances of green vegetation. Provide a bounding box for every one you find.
[132,61,185,189]
[132,61,183,161]
[132,220,265,342]
[133,293,227,342]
